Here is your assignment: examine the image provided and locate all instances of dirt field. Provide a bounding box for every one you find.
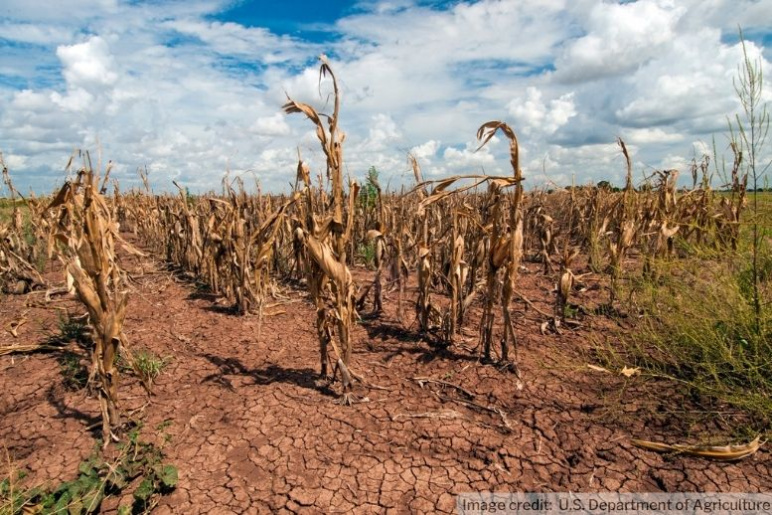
[1,241,770,513]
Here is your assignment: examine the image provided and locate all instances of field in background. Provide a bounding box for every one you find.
[0,149,767,513]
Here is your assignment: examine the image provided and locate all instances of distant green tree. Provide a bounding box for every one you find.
[185,186,195,206]
[359,166,380,209]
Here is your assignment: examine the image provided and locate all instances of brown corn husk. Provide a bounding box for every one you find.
[632,436,763,462]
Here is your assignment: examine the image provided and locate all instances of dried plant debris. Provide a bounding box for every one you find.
[632,436,764,462]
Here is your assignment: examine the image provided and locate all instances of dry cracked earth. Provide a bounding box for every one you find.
[1,244,770,514]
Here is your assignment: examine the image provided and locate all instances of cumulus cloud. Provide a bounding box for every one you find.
[508,87,577,135]
[410,140,440,163]
[614,30,769,134]
[624,128,684,145]
[555,0,686,83]
[2,153,28,169]
[443,138,500,173]
[57,36,118,87]
[251,113,291,137]
[0,0,769,193]
[691,140,712,158]
[361,113,403,152]
[542,142,635,187]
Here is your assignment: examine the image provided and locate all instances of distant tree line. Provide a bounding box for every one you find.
[560,181,772,193]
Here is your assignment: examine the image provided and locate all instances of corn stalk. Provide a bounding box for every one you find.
[476,122,523,368]
[284,55,360,402]
[47,154,140,446]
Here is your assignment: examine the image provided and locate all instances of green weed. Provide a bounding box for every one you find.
[0,428,177,515]
[58,352,89,391]
[358,242,376,269]
[133,351,170,391]
[608,254,772,430]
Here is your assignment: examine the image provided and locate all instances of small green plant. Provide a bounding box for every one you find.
[58,351,89,390]
[54,313,91,346]
[51,315,91,389]
[357,242,376,269]
[1,428,177,514]
[133,351,169,391]
[155,420,174,444]
[737,253,772,304]
[1,466,40,515]
[123,427,178,512]
[156,419,172,432]
[116,350,169,393]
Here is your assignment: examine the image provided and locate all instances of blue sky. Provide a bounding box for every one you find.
[0,0,770,194]
[213,0,356,40]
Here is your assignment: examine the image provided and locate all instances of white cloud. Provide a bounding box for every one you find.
[0,0,769,194]
[542,142,636,187]
[676,0,772,34]
[51,88,95,112]
[2,153,28,169]
[660,153,690,171]
[0,22,74,45]
[555,0,686,83]
[692,140,712,158]
[624,128,684,145]
[11,90,53,111]
[161,19,310,63]
[508,87,577,135]
[57,36,118,87]
[251,113,291,137]
[361,113,403,152]
[0,0,119,22]
[410,140,440,163]
[443,139,500,172]
[613,29,771,134]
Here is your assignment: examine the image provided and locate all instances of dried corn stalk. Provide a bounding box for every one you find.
[0,155,47,293]
[412,156,436,332]
[360,171,386,315]
[476,121,523,368]
[284,56,360,401]
[408,122,523,369]
[606,138,637,305]
[47,153,138,446]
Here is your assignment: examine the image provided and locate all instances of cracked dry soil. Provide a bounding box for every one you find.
[1,248,770,514]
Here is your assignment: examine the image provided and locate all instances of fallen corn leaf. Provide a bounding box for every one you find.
[587,364,611,373]
[631,435,763,462]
